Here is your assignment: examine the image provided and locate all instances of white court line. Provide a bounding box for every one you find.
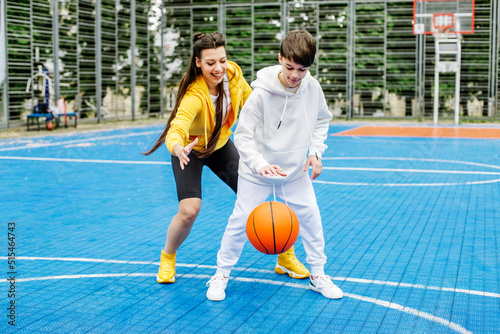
[1,156,499,177]
[0,156,171,165]
[322,157,500,171]
[3,155,500,187]
[314,178,500,187]
[4,256,274,274]
[0,130,160,152]
[3,256,498,299]
[337,277,500,299]
[7,272,473,334]
[322,166,500,176]
[318,157,500,186]
[343,292,472,334]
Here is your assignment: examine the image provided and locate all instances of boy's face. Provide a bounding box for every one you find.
[196,46,227,91]
[278,54,309,88]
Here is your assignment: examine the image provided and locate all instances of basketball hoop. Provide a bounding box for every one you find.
[433,13,454,32]
[413,0,475,126]
[413,0,474,35]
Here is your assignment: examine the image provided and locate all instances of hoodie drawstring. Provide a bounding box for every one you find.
[203,108,208,150]
[272,184,289,206]
[277,96,288,129]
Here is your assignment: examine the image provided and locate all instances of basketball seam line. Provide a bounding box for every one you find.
[270,202,277,255]
[282,206,294,253]
[253,213,269,254]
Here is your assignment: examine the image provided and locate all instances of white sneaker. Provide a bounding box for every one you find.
[206,273,228,301]
[309,275,343,299]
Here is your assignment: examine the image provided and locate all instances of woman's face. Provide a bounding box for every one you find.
[196,46,227,92]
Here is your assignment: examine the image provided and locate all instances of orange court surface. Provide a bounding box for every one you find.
[334,125,500,139]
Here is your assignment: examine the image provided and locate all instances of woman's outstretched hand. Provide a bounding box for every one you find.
[173,137,199,170]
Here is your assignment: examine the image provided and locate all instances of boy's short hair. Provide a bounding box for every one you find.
[280,30,316,67]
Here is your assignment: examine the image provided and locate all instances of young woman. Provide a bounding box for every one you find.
[144,32,308,284]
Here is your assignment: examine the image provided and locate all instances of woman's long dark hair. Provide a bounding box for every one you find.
[143,32,227,158]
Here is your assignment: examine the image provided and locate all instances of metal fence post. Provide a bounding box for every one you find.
[96,0,102,122]
[1,0,9,128]
[347,1,355,120]
[490,0,499,120]
[52,0,60,103]
[160,8,165,117]
[218,0,225,35]
[131,0,136,121]
[282,0,288,39]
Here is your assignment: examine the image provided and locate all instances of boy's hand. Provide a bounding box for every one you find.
[259,165,287,178]
[173,137,199,170]
[304,155,322,180]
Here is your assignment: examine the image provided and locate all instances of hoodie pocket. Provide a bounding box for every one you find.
[260,143,308,176]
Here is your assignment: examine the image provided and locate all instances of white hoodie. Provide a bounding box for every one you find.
[234,65,332,185]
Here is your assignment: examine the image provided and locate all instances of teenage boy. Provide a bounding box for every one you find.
[206,30,342,301]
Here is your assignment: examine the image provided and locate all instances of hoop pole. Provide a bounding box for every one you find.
[455,36,462,125]
[433,38,440,125]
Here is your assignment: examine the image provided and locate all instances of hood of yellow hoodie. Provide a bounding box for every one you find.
[190,61,240,127]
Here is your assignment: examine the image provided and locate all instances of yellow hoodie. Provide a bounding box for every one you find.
[166,61,252,155]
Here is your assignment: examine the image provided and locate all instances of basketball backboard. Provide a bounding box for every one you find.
[413,0,475,35]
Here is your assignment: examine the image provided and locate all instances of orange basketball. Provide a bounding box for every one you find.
[46,121,54,131]
[246,201,299,255]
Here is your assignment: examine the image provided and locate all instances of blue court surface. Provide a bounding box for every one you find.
[1,123,499,334]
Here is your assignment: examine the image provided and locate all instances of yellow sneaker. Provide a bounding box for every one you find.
[157,250,176,283]
[275,246,310,279]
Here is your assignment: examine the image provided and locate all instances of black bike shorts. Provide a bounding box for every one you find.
[171,139,239,201]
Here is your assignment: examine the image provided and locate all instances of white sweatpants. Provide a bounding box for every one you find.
[216,173,327,277]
